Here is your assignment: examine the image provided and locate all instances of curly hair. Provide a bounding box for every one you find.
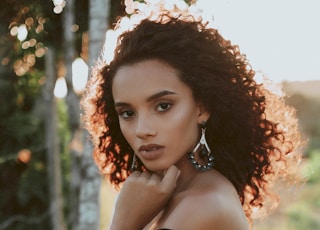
[82,11,303,220]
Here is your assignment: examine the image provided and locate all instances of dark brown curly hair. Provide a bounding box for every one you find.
[82,12,303,220]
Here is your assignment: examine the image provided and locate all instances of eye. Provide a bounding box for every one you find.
[156,102,172,112]
[118,110,135,119]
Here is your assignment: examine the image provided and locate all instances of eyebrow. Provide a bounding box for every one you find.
[114,90,176,107]
[146,90,176,102]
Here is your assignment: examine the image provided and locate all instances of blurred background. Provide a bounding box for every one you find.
[0,0,319,229]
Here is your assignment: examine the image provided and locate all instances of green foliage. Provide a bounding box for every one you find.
[0,88,49,229]
[255,150,320,230]
[302,149,320,184]
[17,156,48,208]
[0,3,49,227]
[288,209,320,230]
[285,92,320,156]
[1,0,102,228]
[286,182,320,230]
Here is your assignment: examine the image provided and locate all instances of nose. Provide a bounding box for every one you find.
[135,115,156,139]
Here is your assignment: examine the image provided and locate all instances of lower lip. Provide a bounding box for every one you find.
[139,147,164,161]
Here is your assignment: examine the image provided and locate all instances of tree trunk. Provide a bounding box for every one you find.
[62,0,83,229]
[44,48,66,230]
[77,0,110,230]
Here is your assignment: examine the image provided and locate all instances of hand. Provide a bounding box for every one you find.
[109,165,181,230]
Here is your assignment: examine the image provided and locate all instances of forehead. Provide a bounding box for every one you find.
[112,60,191,101]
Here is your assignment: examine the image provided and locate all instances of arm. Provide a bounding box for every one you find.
[109,166,180,230]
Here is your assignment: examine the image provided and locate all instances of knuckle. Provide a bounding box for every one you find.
[147,179,158,188]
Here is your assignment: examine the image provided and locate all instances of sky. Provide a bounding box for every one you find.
[196,0,320,82]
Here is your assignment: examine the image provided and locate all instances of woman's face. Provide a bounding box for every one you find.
[112,60,210,172]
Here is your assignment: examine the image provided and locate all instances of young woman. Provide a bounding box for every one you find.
[82,5,303,230]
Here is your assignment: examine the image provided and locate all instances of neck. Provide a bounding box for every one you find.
[173,155,199,194]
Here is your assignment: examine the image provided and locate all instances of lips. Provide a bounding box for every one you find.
[138,144,164,160]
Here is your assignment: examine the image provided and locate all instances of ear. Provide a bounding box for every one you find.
[197,103,211,124]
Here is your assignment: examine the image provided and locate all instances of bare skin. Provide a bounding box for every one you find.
[152,163,249,229]
[109,60,249,230]
[110,165,181,230]
[110,162,249,230]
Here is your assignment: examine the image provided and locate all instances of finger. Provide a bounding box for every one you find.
[160,165,181,191]
[149,173,161,184]
[140,171,152,180]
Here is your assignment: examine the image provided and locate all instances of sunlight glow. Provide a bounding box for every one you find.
[104,0,207,65]
[107,0,320,83]
[193,0,320,83]
[103,30,118,64]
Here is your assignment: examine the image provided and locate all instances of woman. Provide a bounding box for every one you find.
[83,4,303,230]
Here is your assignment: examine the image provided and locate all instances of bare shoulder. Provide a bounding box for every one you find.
[158,170,249,230]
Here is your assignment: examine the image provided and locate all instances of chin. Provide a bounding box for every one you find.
[145,165,167,174]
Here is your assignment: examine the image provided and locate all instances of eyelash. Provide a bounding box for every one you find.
[156,102,172,112]
[118,110,135,119]
[117,102,172,120]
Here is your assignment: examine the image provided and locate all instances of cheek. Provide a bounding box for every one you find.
[119,122,134,144]
[166,106,199,145]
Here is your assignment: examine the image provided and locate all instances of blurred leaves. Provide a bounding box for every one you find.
[302,149,320,184]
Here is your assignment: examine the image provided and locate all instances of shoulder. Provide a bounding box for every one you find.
[158,171,249,230]
[174,189,248,229]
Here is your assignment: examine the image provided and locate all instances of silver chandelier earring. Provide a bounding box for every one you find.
[188,121,214,172]
[130,154,138,172]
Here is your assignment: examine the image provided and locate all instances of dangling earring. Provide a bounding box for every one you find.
[130,153,138,172]
[188,121,214,172]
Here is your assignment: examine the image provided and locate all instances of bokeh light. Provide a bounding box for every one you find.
[17,24,28,41]
[54,77,68,98]
[72,58,88,94]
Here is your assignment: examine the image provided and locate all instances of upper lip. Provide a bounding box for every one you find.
[138,144,164,152]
